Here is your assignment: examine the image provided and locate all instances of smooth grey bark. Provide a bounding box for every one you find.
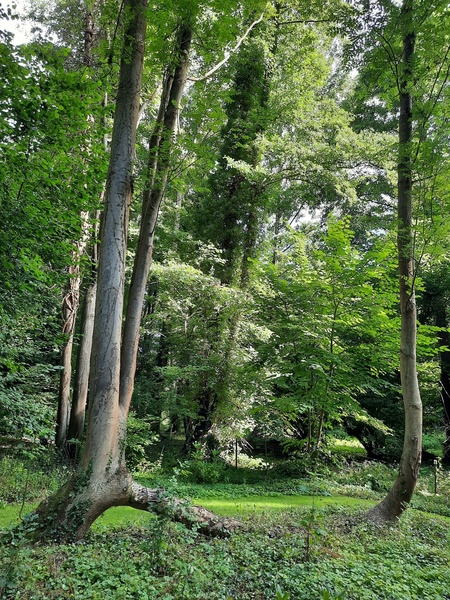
[30,0,149,540]
[55,3,99,448]
[27,7,235,542]
[67,207,100,451]
[55,256,83,447]
[66,277,97,446]
[80,0,147,479]
[119,23,193,414]
[367,0,422,524]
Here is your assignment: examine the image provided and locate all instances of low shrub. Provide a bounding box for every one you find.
[0,448,71,504]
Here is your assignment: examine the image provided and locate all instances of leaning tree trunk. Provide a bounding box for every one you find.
[30,0,150,540]
[119,22,192,413]
[25,4,235,542]
[367,0,422,524]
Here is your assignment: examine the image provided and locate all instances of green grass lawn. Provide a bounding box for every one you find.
[193,494,374,515]
[0,494,375,530]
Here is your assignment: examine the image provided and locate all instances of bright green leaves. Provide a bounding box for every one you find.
[0,30,107,442]
[253,218,400,447]
[134,260,259,442]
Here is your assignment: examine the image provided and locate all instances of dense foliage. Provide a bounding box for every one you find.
[1,0,448,460]
[1,0,450,579]
[2,456,450,599]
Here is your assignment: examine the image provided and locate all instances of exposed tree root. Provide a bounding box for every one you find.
[365,503,400,527]
[129,481,242,537]
[365,485,408,527]
[9,474,241,545]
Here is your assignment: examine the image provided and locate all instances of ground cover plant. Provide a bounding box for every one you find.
[2,454,450,599]
[1,0,450,596]
[2,502,450,599]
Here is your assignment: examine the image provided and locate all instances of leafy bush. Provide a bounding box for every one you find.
[125,413,159,471]
[0,365,57,441]
[422,430,445,458]
[0,449,70,504]
[178,443,230,484]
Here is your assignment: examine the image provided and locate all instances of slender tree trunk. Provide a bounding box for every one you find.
[272,208,281,265]
[24,6,235,542]
[55,4,100,448]
[84,2,97,67]
[315,410,325,449]
[55,253,83,447]
[66,278,97,447]
[119,23,192,414]
[367,0,422,524]
[307,409,312,453]
[66,209,100,453]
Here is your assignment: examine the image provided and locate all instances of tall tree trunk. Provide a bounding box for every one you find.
[55,3,99,448]
[66,208,100,454]
[55,250,83,447]
[119,23,192,414]
[83,1,97,67]
[32,0,149,538]
[367,0,422,524]
[66,278,97,448]
[24,6,234,542]
[187,35,270,446]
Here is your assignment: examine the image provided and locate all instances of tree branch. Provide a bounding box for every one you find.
[276,19,333,26]
[187,12,265,82]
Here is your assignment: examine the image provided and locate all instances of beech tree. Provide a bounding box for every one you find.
[367,0,422,523]
[25,0,235,542]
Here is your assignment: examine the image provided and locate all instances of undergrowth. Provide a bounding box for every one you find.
[2,454,450,598]
[0,448,71,505]
[1,506,450,599]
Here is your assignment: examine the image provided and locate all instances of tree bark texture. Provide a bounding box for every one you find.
[55,250,84,447]
[55,0,100,448]
[119,23,192,414]
[31,475,240,542]
[367,0,422,524]
[24,7,233,542]
[66,277,97,447]
[81,0,147,478]
[29,0,149,540]
[83,2,97,67]
[67,208,100,451]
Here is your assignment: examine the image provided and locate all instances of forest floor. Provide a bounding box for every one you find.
[1,452,450,599]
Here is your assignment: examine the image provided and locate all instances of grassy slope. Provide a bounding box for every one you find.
[2,501,450,599]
